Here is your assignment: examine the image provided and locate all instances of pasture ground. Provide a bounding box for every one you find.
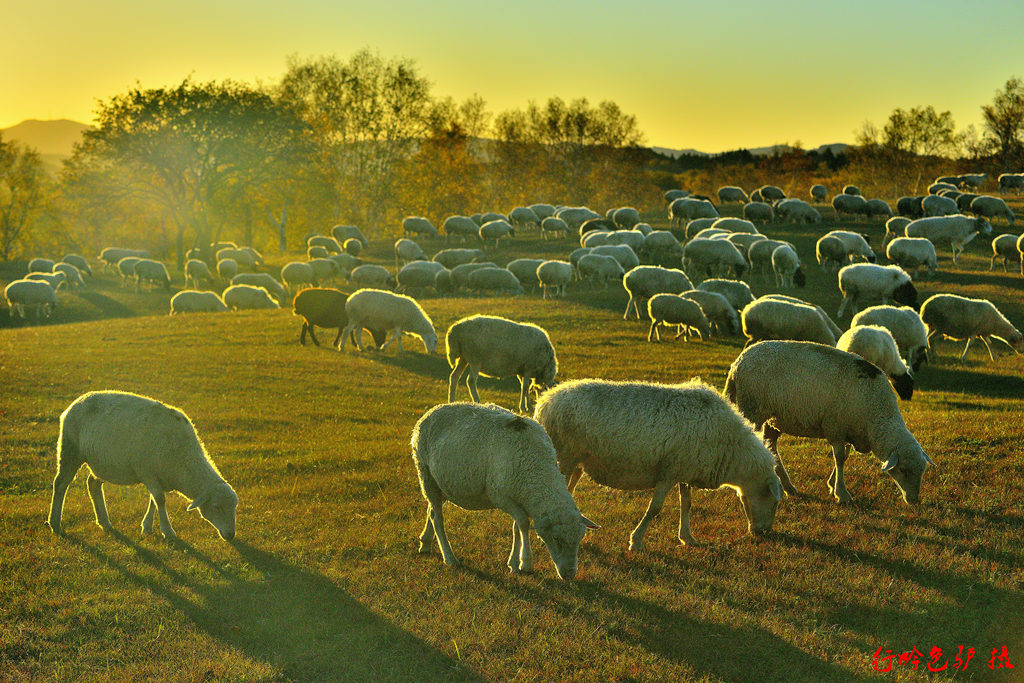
[2,204,1024,681]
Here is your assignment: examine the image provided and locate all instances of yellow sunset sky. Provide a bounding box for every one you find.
[4,0,1023,152]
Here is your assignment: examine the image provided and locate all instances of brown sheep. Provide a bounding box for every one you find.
[292,288,387,349]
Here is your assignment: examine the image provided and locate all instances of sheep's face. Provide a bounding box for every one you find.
[189,483,238,540]
[421,331,439,354]
[1002,330,1024,354]
[882,455,927,505]
[534,515,591,581]
[891,373,914,400]
[892,281,918,309]
[740,477,782,536]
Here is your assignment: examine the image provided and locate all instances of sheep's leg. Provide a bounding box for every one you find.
[517,376,530,413]
[144,488,176,539]
[827,442,853,503]
[47,458,82,535]
[418,505,436,553]
[989,254,997,271]
[624,295,636,320]
[629,480,672,552]
[448,359,469,402]
[836,295,850,318]
[429,504,460,567]
[507,520,522,572]
[141,498,157,535]
[341,323,362,351]
[677,483,699,546]
[959,337,973,363]
[980,336,995,361]
[497,502,533,573]
[762,424,797,494]
[86,475,113,531]
[647,320,659,342]
[565,465,584,493]
[466,368,481,403]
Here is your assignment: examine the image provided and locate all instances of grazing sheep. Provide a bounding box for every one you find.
[929,182,959,195]
[449,262,494,292]
[725,232,767,258]
[307,245,329,260]
[836,263,917,317]
[590,244,640,272]
[710,217,760,234]
[997,173,1024,193]
[883,216,912,250]
[508,206,540,232]
[717,186,749,203]
[568,248,591,271]
[842,185,861,196]
[896,196,926,219]
[331,225,369,248]
[540,216,571,239]
[748,239,795,280]
[537,260,573,299]
[696,278,754,311]
[53,263,84,289]
[638,230,683,265]
[134,259,171,292]
[222,284,280,311]
[725,341,933,503]
[647,294,710,342]
[669,198,719,228]
[664,189,689,201]
[306,235,343,255]
[750,189,764,203]
[837,325,914,399]
[741,297,837,346]
[852,305,930,371]
[922,194,959,217]
[990,233,1021,271]
[535,378,783,549]
[581,230,613,248]
[604,230,646,251]
[970,196,1015,226]
[743,201,774,223]
[349,264,396,290]
[47,391,238,540]
[169,290,228,314]
[577,253,625,289]
[886,237,938,279]
[920,294,1023,362]
[403,216,440,239]
[810,185,827,202]
[28,257,55,273]
[4,279,57,318]
[116,257,141,286]
[433,248,486,269]
[309,257,342,286]
[396,261,443,297]
[343,239,362,257]
[904,214,992,263]
[775,199,822,224]
[528,203,556,220]
[623,266,694,320]
[99,248,149,273]
[479,220,515,248]
[771,244,805,288]
[341,289,437,353]
[281,261,314,293]
[832,193,868,217]
[216,247,256,270]
[394,238,427,268]
[579,217,617,236]
[556,206,601,232]
[865,199,894,219]
[679,289,741,336]
[816,235,847,273]
[183,259,213,289]
[760,294,842,341]
[292,287,386,349]
[25,272,66,290]
[216,258,238,283]
[467,267,524,296]
[684,218,718,240]
[759,185,786,201]
[683,238,749,281]
[611,207,642,229]
[61,254,92,277]
[434,269,454,296]
[231,273,287,304]
[412,402,596,578]
[446,315,557,412]
[957,193,979,213]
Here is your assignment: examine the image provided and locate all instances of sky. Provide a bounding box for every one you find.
[4,0,1024,153]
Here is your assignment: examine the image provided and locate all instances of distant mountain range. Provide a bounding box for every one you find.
[651,142,849,158]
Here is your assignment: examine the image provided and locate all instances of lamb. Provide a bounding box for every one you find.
[308,257,342,286]
[412,402,596,578]
[446,315,557,412]
[717,186,749,203]
[769,244,804,288]
[169,290,228,314]
[46,390,238,540]
[682,238,749,281]
[743,202,774,223]
[433,248,486,268]
[836,263,917,317]
[331,225,369,248]
[990,234,1021,271]
[341,289,438,353]
[133,259,171,291]
[222,284,280,310]
[810,185,827,202]
[292,287,387,349]
[920,293,1023,363]
[403,216,440,239]
[851,305,930,371]
[741,297,837,346]
[922,194,959,217]
[467,267,525,296]
[623,266,694,320]
[535,378,783,549]
[725,340,933,503]
[479,219,515,247]
[540,216,571,239]
[647,294,710,342]
[217,258,239,283]
[696,278,754,311]
[281,261,314,293]
[53,263,84,289]
[679,289,741,336]
[970,196,1015,226]
[590,244,640,271]
[611,207,642,229]
[185,259,215,289]
[832,193,868,218]
[537,260,573,299]
[577,253,625,289]
[886,237,938,279]
[28,257,55,273]
[307,235,343,254]
[62,254,92,277]
[837,325,914,400]
[4,279,57,319]
[904,214,992,263]
[349,264,396,290]
[231,273,287,304]
[816,235,847,273]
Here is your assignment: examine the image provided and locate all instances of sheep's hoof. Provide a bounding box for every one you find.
[679,536,700,547]
[46,521,64,536]
[96,521,113,532]
[628,541,646,552]
[418,542,433,554]
[443,558,462,569]
[834,492,853,504]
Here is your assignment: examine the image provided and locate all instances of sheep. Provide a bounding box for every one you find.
[185,259,215,289]
[434,269,454,295]
[990,233,1022,271]
[305,235,342,255]
[556,206,601,232]
[696,278,754,311]
[343,239,363,257]
[775,199,821,224]
[307,245,329,260]
[341,289,438,353]
[403,216,440,239]
[396,261,443,297]
[743,201,774,223]
[725,232,766,259]
[865,199,893,219]
[771,244,805,288]
[479,211,508,225]
[760,294,842,341]
[837,325,914,400]
[623,266,694,320]
[412,402,596,578]
[451,262,497,291]
[477,220,515,248]
[46,390,238,540]
[433,248,486,268]
[445,315,557,412]
[117,257,141,286]
[217,258,238,283]
[581,230,613,248]
[537,260,573,299]
[920,293,1023,363]
[169,290,228,314]
[741,297,837,346]
[134,259,171,292]
[394,238,427,268]
[217,247,256,269]
[998,173,1024,193]
[540,216,571,239]
[837,263,917,317]
[535,378,783,549]
[28,257,55,273]
[647,294,710,342]
[669,198,718,228]
[886,237,938,279]
[611,207,642,229]
[222,284,280,310]
[922,194,959,217]
[883,216,912,250]
[679,289,741,336]
[904,214,992,263]
[637,230,683,265]
[962,173,987,189]
[970,196,1015,226]
[710,217,760,234]
[929,182,959,195]
[331,225,368,248]
[759,185,786,201]
[577,253,625,289]
[810,185,827,202]
[292,287,387,349]
[61,254,92,277]
[4,279,57,319]
[684,218,718,240]
[25,272,66,290]
[309,257,342,286]
[281,261,314,293]
[748,239,794,280]
[466,267,524,296]
[842,185,861,196]
[508,206,540,232]
[725,340,933,503]
[750,189,764,203]
[604,230,646,251]
[683,238,749,281]
[240,246,264,268]
[664,189,689,201]
[590,244,639,271]
[832,193,868,217]
[568,248,591,272]
[957,192,979,213]
[579,217,617,236]
[231,273,287,304]
[896,196,926,219]
[349,264,396,290]
[816,235,847,273]
[821,230,875,263]
[99,248,148,272]
[717,186,749,203]
[851,305,930,371]
[528,203,556,220]
[53,263,84,289]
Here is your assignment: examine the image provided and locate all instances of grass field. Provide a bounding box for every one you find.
[2,206,1024,681]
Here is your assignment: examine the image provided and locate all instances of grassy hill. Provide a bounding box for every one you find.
[1,209,1023,680]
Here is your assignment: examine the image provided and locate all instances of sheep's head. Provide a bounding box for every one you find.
[421,331,439,354]
[998,329,1024,354]
[794,268,806,288]
[187,481,238,540]
[534,513,598,581]
[975,217,993,234]
[890,372,914,401]
[892,281,918,309]
[881,448,933,505]
[739,475,782,536]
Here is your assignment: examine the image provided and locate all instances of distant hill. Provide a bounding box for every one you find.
[652,142,848,158]
[1,119,92,157]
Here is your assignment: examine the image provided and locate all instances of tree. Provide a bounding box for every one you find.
[853,106,961,193]
[982,77,1024,167]
[0,133,50,261]
[881,106,958,157]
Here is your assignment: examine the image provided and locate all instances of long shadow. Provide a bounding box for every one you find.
[66,533,478,681]
[76,291,137,318]
[915,364,1024,399]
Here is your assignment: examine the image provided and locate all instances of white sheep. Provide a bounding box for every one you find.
[25,271,67,290]
[760,294,842,340]
[922,194,959,217]
[836,325,914,400]
[309,257,342,286]
[725,232,767,259]
[590,244,639,272]
[412,402,596,578]
[403,216,440,239]
[169,290,228,314]
[836,263,917,318]
[990,234,1021,271]
[537,260,573,299]
[623,266,694,320]
[467,267,525,296]
[851,305,930,371]
[394,238,427,268]
[222,284,280,310]
[771,244,805,288]
[717,186,749,203]
[349,264,396,290]
[4,279,57,319]
[883,216,912,251]
[306,235,343,255]
[28,257,55,273]
[331,225,369,248]
[810,185,827,202]
[307,245,329,260]
[684,218,718,240]
[741,297,836,346]
[231,273,287,304]
[604,230,646,251]
[832,194,868,217]
[446,315,557,412]
[710,217,760,234]
[816,235,847,273]
[743,201,774,223]
[133,259,171,291]
[747,239,794,280]
[540,216,571,239]
[328,253,361,278]
[865,199,894,219]
[396,261,444,296]
[679,289,741,336]
[62,254,92,277]
[759,185,786,201]
[479,219,515,248]
[341,289,438,353]
[534,378,783,549]
[638,230,683,265]
[920,293,1024,362]
[725,340,934,504]
[775,199,821,223]
[185,259,215,289]
[217,258,239,283]
[823,230,876,263]
[281,261,314,293]
[117,257,141,286]
[970,196,1015,226]
[696,278,754,311]
[842,185,862,196]
[998,173,1024,193]
[509,206,541,231]
[611,207,642,229]
[99,248,148,272]
[529,203,556,220]
[577,253,625,289]
[669,197,719,228]
[47,390,238,540]
[682,238,749,281]
[647,294,710,342]
[53,263,85,289]
[886,237,938,279]
[433,247,486,268]
[904,214,991,263]
[581,230,611,248]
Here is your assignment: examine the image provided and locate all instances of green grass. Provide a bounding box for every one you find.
[2,206,1024,681]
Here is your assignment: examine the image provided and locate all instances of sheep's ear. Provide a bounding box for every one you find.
[187,493,209,511]
[769,479,783,502]
[880,458,898,472]
[580,514,600,531]
[923,452,936,467]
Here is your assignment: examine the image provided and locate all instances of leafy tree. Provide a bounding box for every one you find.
[0,133,50,261]
[982,77,1024,167]
[853,106,961,193]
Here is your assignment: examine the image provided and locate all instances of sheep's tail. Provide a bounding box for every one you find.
[723,372,738,406]
[445,328,460,368]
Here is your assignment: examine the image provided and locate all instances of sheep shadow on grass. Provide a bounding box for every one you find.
[66,533,477,681]
[915,364,1024,399]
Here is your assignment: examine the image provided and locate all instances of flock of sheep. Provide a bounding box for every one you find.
[28,170,1024,580]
